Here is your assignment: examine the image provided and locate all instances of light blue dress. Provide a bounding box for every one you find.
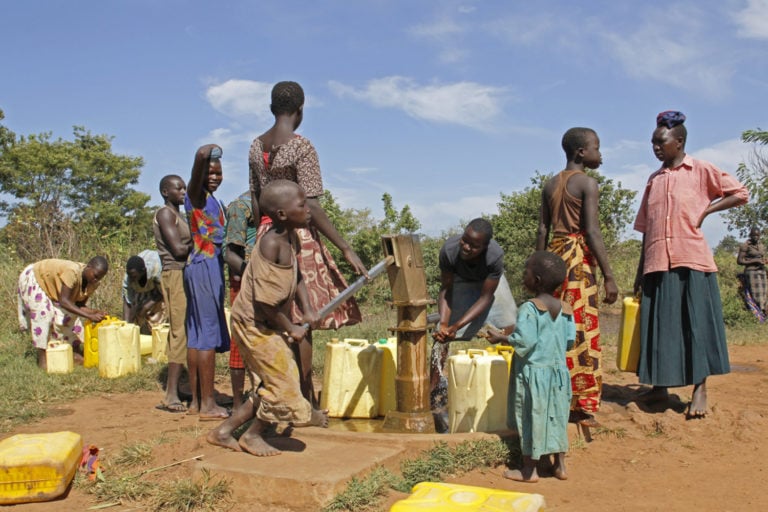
[507,299,575,459]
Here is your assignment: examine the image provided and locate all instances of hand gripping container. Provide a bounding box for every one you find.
[447,349,509,433]
[151,323,170,363]
[83,315,121,368]
[320,338,382,418]
[617,296,641,372]
[377,337,398,417]
[45,342,73,374]
[98,322,141,378]
[0,431,83,504]
[389,481,545,512]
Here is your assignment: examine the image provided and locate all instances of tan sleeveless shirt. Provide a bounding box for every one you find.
[548,170,583,235]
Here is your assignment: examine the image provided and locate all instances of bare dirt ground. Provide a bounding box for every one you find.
[7,311,768,511]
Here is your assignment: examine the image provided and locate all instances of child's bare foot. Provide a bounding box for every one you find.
[503,468,538,483]
[206,428,242,452]
[310,408,329,428]
[238,432,281,456]
[554,453,568,480]
[687,381,707,419]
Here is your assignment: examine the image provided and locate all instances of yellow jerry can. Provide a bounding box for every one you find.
[82,315,121,368]
[390,481,545,511]
[0,431,83,505]
[98,322,141,378]
[617,296,641,373]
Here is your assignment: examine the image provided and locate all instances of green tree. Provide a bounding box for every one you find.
[724,128,768,236]
[0,113,152,261]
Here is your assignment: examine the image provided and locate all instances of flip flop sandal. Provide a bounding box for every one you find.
[155,401,188,413]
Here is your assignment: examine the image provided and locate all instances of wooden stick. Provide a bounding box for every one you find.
[139,454,204,476]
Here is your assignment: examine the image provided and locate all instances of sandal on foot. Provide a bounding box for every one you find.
[155,401,188,414]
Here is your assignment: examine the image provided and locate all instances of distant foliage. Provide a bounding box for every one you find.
[0,111,153,266]
[724,128,768,236]
[0,109,154,315]
[714,242,757,327]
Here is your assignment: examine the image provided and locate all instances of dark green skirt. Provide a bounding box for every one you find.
[638,268,730,387]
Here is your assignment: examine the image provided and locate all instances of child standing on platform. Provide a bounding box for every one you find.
[207,180,327,456]
[487,250,574,482]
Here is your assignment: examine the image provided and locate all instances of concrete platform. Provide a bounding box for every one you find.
[197,426,510,511]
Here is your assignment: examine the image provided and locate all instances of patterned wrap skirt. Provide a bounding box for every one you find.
[548,233,602,414]
[17,264,84,349]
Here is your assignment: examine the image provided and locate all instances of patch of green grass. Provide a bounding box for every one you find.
[80,472,157,504]
[149,468,232,512]
[111,441,154,468]
[323,466,398,512]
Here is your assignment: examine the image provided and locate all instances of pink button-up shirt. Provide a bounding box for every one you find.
[634,154,748,275]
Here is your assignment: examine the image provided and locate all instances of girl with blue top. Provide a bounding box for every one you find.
[185,144,231,420]
[488,250,575,482]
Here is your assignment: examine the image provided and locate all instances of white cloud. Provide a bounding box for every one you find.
[409,18,465,39]
[601,8,733,98]
[691,138,751,173]
[328,76,507,130]
[733,0,768,39]
[407,4,477,63]
[205,79,272,122]
[485,15,553,45]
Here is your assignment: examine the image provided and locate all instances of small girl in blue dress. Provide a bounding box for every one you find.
[487,250,575,482]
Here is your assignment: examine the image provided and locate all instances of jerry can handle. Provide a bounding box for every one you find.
[467,349,486,358]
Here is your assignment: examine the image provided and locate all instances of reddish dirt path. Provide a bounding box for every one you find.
[6,315,768,511]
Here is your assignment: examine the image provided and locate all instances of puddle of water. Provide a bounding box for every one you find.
[328,417,386,433]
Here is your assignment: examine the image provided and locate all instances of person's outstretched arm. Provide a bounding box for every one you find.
[306,197,368,277]
[581,177,618,304]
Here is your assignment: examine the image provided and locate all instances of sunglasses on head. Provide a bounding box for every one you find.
[210,147,223,160]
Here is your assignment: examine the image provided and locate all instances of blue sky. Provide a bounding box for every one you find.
[2,0,767,245]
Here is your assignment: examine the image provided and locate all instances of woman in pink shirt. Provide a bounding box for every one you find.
[633,111,748,419]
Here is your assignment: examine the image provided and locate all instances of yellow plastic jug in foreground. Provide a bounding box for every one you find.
[447,349,509,433]
[0,431,83,505]
[389,481,545,512]
[321,338,382,418]
[617,296,641,373]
